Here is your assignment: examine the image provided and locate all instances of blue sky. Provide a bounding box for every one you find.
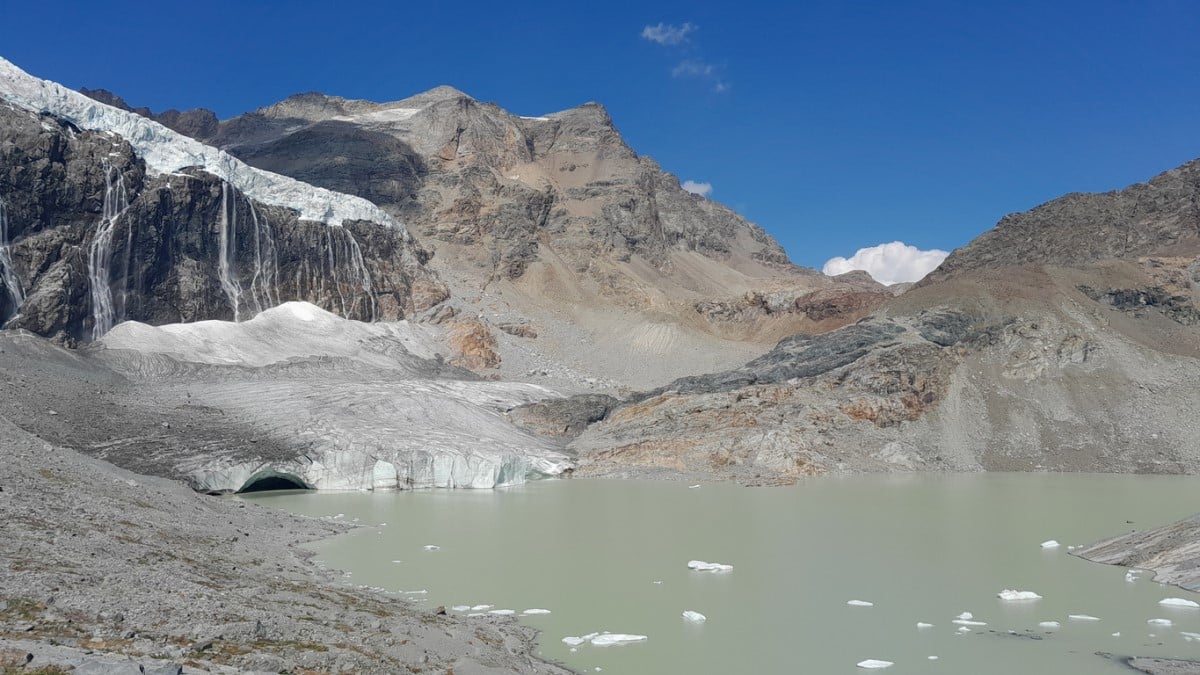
[5,1,1199,273]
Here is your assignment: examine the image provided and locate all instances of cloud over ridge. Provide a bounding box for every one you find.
[681,180,712,197]
[641,22,695,45]
[822,241,949,285]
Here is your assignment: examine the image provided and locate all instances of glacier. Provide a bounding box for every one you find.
[96,302,572,492]
[0,57,408,232]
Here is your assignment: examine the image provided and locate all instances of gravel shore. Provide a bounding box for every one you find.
[0,415,573,674]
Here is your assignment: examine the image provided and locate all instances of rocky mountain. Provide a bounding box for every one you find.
[79,84,890,388]
[0,58,445,343]
[531,156,1200,482]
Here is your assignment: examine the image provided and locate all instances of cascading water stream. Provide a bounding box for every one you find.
[322,225,376,321]
[0,197,25,320]
[246,200,280,315]
[217,183,244,321]
[88,161,130,340]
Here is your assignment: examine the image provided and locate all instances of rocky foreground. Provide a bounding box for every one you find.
[0,413,572,674]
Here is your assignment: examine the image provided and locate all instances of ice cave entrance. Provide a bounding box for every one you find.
[237,471,312,493]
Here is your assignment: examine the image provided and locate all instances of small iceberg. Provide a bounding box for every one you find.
[928,656,939,661]
[1148,618,1173,626]
[682,610,707,623]
[688,485,701,489]
[591,633,648,646]
[856,659,893,669]
[423,545,440,551]
[522,609,552,615]
[847,600,874,607]
[1038,621,1061,629]
[1041,540,1060,549]
[916,622,934,629]
[1126,571,1140,582]
[562,636,587,646]
[1181,632,1200,642]
[1112,632,1121,637]
[1159,598,1200,609]
[956,626,971,634]
[998,589,1042,601]
[450,605,471,612]
[470,604,494,611]
[688,560,733,572]
[956,612,974,620]
[488,609,516,616]
[953,619,987,627]
[1068,614,1101,621]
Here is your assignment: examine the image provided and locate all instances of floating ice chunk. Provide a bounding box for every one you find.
[489,609,515,616]
[953,619,987,626]
[1068,614,1101,621]
[688,485,701,489]
[1038,621,1061,629]
[956,612,974,620]
[450,605,471,612]
[401,589,428,595]
[856,659,894,669]
[682,610,707,623]
[1112,632,1121,637]
[1182,631,1200,641]
[1041,540,1060,549]
[928,656,939,660]
[998,589,1042,601]
[1126,571,1139,582]
[916,622,934,629]
[652,580,663,585]
[423,545,440,551]
[590,633,648,646]
[1160,598,1200,609]
[1148,618,1173,626]
[523,609,552,615]
[467,613,484,617]
[390,560,403,564]
[957,626,971,633]
[847,600,874,607]
[562,636,587,646]
[470,604,493,611]
[687,560,733,572]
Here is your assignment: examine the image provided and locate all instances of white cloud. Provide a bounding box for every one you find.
[641,22,695,45]
[672,59,715,78]
[681,180,712,197]
[821,241,950,285]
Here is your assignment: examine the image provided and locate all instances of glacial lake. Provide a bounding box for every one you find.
[243,475,1200,674]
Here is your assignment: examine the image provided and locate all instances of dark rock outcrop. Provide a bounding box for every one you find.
[0,105,444,341]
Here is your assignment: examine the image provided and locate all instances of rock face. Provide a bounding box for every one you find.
[1074,514,1200,592]
[77,83,891,387]
[925,158,1200,283]
[0,59,445,342]
[558,155,1200,482]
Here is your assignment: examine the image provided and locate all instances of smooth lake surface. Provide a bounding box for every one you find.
[243,475,1200,674]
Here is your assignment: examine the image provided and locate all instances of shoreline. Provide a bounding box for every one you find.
[0,415,575,674]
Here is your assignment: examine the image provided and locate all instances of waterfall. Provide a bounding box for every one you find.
[217,183,243,321]
[0,197,25,320]
[217,185,283,320]
[246,200,280,315]
[88,161,130,340]
[322,225,376,322]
